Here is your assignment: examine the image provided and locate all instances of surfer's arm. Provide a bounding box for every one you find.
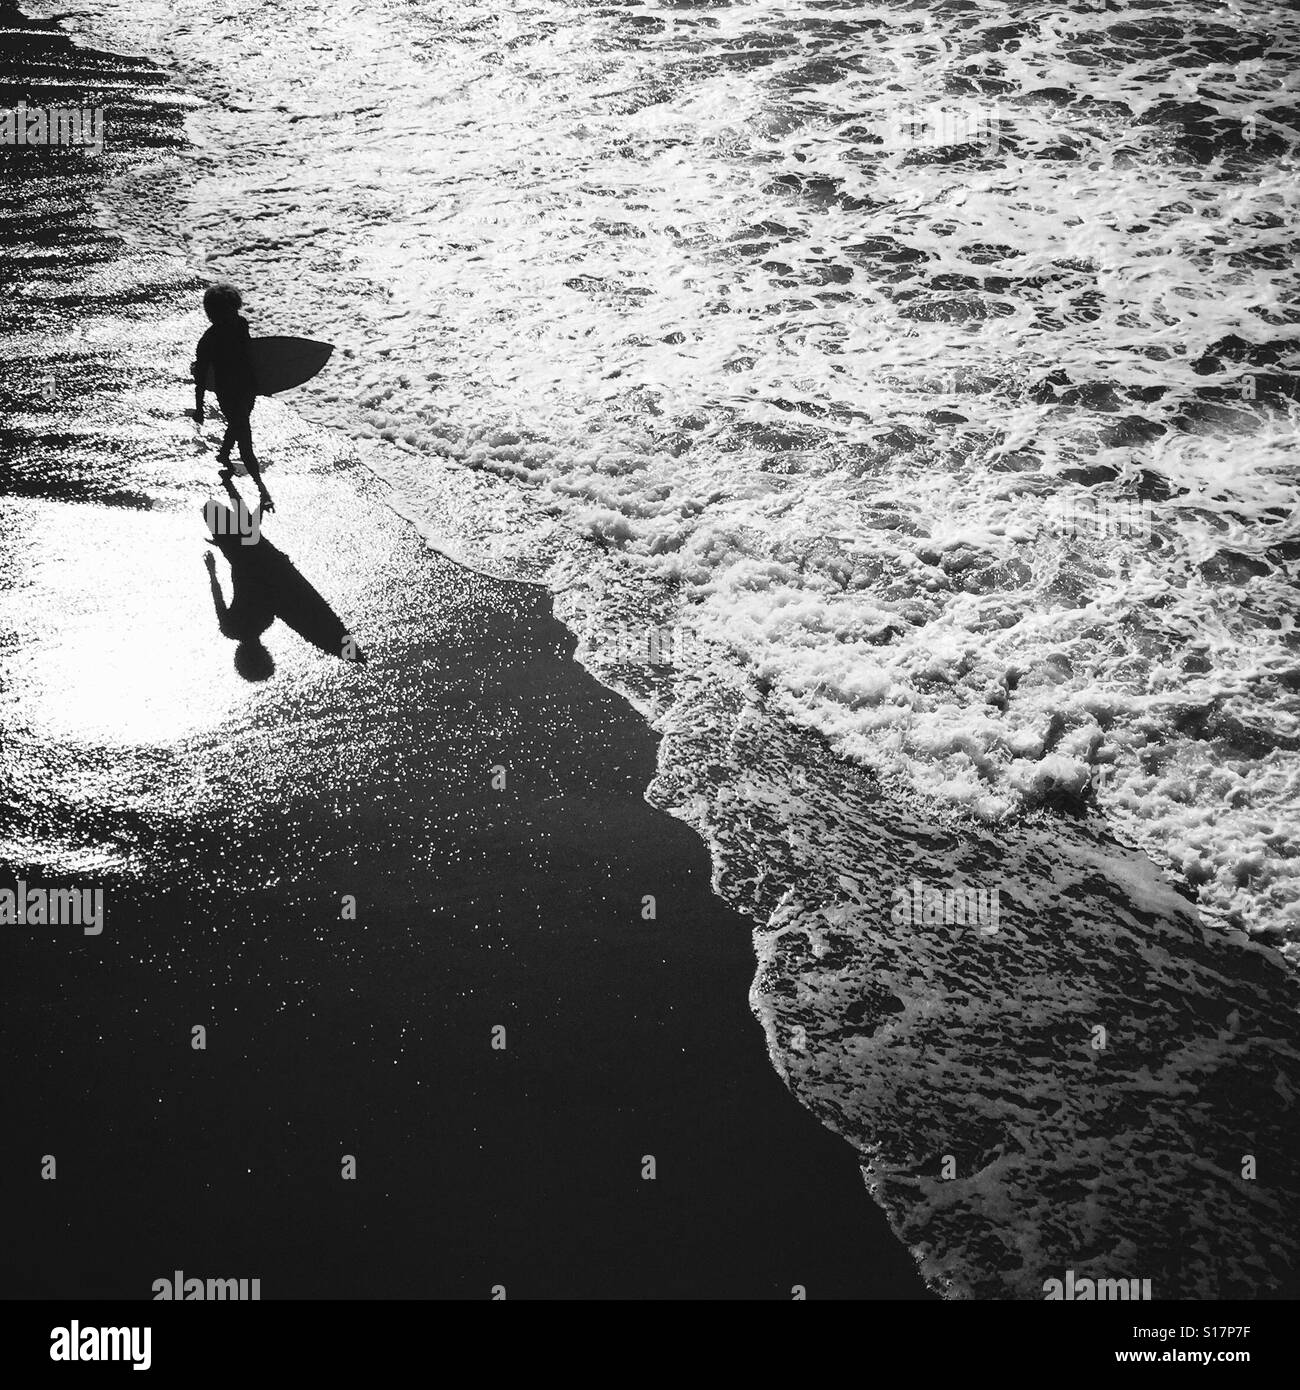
[191,331,214,419]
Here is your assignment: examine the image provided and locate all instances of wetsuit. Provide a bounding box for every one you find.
[194,314,258,465]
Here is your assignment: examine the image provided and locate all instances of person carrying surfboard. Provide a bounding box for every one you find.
[191,284,274,512]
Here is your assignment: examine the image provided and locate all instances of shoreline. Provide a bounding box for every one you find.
[3,0,1298,1302]
[0,1,930,1298]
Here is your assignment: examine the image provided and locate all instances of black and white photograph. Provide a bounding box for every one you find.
[1,0,1296,1362]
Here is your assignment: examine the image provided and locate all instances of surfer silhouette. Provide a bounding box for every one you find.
[191,283,275,513]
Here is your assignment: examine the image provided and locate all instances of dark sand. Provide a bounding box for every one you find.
[0,4,930,1298]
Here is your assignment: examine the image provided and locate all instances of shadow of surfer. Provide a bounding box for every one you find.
[204,482,366,681]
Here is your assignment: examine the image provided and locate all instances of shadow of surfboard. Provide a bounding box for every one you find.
[204,498,365,674]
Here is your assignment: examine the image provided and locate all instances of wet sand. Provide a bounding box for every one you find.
[0,3,929,1298]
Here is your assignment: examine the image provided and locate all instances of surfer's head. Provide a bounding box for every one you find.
[203,283,243,322]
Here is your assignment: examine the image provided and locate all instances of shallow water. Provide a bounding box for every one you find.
[14,0,1300,1297]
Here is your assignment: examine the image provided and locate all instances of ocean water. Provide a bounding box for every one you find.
[22,0,1300,1295]
[39,0,1300,946]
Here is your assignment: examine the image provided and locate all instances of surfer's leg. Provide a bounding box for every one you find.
[216,419,236,463]
[214,391,236,463]
[233,397,273,511]
[228,396,256,467]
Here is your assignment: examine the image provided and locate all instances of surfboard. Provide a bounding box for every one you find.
[203,336,333,396]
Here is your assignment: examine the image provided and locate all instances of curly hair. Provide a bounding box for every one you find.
[203,283,243,320]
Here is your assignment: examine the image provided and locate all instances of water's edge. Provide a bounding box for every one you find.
[8,0,1299,1299]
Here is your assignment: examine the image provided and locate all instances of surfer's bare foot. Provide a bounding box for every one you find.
[258,490,275,513]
